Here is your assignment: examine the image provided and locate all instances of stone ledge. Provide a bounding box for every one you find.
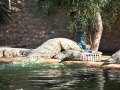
[0,56,120,70]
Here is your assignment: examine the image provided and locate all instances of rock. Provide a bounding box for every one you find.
[28,38,82,59]
[107,50,120,63]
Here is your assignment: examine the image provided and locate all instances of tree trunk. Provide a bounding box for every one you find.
[8,0,12,10]
[92,12,103,51]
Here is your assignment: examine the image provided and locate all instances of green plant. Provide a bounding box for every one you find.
[37,0,120,31]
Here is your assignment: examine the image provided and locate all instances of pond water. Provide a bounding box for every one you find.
[0,63,120,90]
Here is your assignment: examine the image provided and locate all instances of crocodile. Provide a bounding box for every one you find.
[27,38,83,61]
[0,38,102,62]
[27,38,102,62]
[107,50,120,63]
[0,47,33,58]
[54,50,102,62]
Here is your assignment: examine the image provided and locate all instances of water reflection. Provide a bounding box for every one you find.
[0,64,120,90]
[104,70,120,90]
[27,68,97,90]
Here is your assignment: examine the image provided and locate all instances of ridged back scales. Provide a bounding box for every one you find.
[28,38,82,59]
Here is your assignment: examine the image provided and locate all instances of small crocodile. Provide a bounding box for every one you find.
[107,50,120,64]
[0,47,32,58]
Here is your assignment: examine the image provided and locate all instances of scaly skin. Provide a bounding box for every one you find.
[0,47,32,57]
[28,38,82,60]
[107,50,120,64]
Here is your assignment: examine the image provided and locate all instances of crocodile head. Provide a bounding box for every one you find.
[107,55,120,64]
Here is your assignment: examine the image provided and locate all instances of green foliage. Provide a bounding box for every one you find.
[38,0,120,31]
[38,0,55,16]
[101,0,120,30]
[0,0,10,27]
[37,0,65,17]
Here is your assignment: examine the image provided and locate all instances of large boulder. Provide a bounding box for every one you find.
[28,38,82,60]
[107,50,120,63]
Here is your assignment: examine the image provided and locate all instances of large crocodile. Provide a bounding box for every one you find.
[27,38,102,62]
[27,38,83,61]
[0,38,102,62]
